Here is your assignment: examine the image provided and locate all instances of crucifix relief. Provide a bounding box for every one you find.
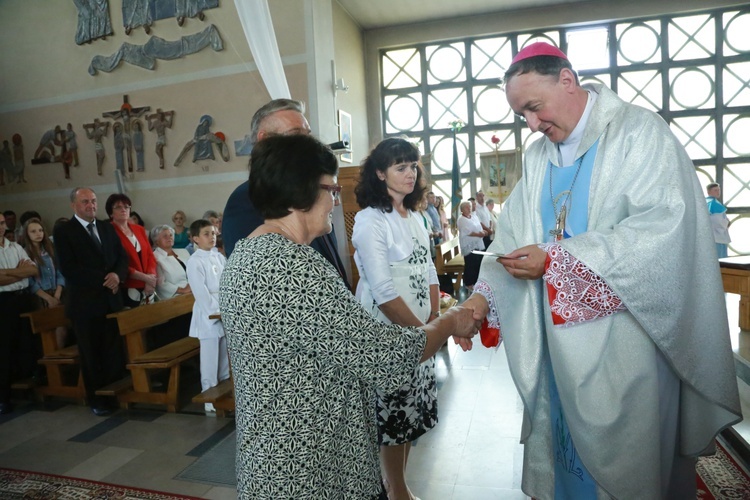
[103,95,150,173]
[146,108,174,169]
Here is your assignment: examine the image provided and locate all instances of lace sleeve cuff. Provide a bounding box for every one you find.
[541,243,626,326]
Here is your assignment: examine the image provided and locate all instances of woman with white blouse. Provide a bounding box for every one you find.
[150,224,191,299]
[456,200,486,289]
[352,137,440,500]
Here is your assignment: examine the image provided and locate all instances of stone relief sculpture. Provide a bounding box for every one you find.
[83,118,110,175]
[147,108,174,169]
[150,0,219,26]
[33,126,62,162]
[113,122,125,175]
[73,0,113,45]
[11,134,27,184]
[102,98,150,173]
[122,0,153,35]
[65,123,80,167]
[88,24,223,75]
[30,126,71,179]
[133,120,145,171]
[0,141,12,186]
[173,115,229,166]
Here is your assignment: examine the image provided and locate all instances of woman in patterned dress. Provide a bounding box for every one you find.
[352,138,440,500]
[218,134,479,499]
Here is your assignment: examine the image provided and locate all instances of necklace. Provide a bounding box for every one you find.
[265,222,295,242]
[548,149,588,240]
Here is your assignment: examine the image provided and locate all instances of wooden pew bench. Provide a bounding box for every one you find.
[105,293,197,412]
[192,377,235,417]
[720,256,750,330]
[191,312,235,417]
[434,236,465,295]
[20,306,85,403]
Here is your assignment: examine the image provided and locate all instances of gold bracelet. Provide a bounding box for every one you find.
[430,310,441,318]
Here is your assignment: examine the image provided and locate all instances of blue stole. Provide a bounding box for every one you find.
[541,141,599,243]
[541,141,600,498]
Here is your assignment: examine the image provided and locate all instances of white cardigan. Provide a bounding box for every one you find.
[154,246,190,299]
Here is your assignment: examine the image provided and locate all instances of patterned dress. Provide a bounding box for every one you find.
[219,234,426,499]
[352,208,439,445]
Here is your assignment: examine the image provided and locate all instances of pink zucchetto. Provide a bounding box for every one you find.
[511,42,568,65]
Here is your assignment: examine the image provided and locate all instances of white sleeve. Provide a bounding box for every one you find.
[352,209,399,304]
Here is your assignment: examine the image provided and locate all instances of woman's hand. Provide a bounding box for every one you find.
[442,305,481,339]
[143,273,158,287]
[42,293,60,308]
[453,336,473,352]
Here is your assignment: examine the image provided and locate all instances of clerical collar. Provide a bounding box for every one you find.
[557,89,598,167]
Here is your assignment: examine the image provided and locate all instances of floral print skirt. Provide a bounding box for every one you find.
[376,355,437,445]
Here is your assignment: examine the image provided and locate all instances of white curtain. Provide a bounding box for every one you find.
[233,0,290,99]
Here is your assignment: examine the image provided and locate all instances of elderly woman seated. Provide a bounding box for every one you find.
[150,224,191,299]
[219,134,479,499]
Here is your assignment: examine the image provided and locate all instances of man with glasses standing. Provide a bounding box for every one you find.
[54,187,129,416]
[222,99,349,288]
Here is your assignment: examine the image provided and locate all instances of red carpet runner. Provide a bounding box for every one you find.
[0,468,204,499]
[697,439,750,499]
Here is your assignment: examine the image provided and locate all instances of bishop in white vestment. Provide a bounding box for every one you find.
[465,42,741,499]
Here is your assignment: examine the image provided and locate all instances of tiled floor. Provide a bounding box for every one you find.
[0,294,748,500]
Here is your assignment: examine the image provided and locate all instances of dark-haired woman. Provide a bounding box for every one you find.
[219,134,478,499]
[106,193,157,306]
[352,137,439,500]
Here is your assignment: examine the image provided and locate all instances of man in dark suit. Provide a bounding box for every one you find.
[222,98,350,289]
[54,187,129,416]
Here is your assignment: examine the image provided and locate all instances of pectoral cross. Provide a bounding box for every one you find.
[549,205,567,241]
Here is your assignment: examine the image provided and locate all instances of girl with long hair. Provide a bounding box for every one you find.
[23,218,68,346]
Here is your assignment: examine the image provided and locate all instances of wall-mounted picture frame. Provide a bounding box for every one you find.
[338,110,352,163]
[479,148,522,203]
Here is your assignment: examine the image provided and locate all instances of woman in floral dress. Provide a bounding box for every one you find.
[352,138,440,500]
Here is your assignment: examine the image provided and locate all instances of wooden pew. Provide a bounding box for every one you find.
[191,312,235,417]
[192,377,234,417]
[434,236,465,295]
[105,293,197,412]
[20,306,85,404]
[720,256,750,330]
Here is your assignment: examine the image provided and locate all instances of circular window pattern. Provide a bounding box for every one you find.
[428,45,465,83]
[670,68,714,109]
[725,12,750,54]
[431,135,468,173]
[725,115,750,156]
[386,96,422,131]
[618,23,660,64]
[475,86,510,124]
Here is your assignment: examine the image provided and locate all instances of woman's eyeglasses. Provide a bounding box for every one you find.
[320,183,342,204]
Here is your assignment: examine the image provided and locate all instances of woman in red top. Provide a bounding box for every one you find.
[106,194,157,307]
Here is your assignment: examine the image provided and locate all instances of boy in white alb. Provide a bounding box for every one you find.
[186,219,229,413]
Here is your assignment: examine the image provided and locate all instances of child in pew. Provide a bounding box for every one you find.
[186,219,229,414]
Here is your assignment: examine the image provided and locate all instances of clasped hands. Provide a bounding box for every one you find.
[103,272,120,294]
